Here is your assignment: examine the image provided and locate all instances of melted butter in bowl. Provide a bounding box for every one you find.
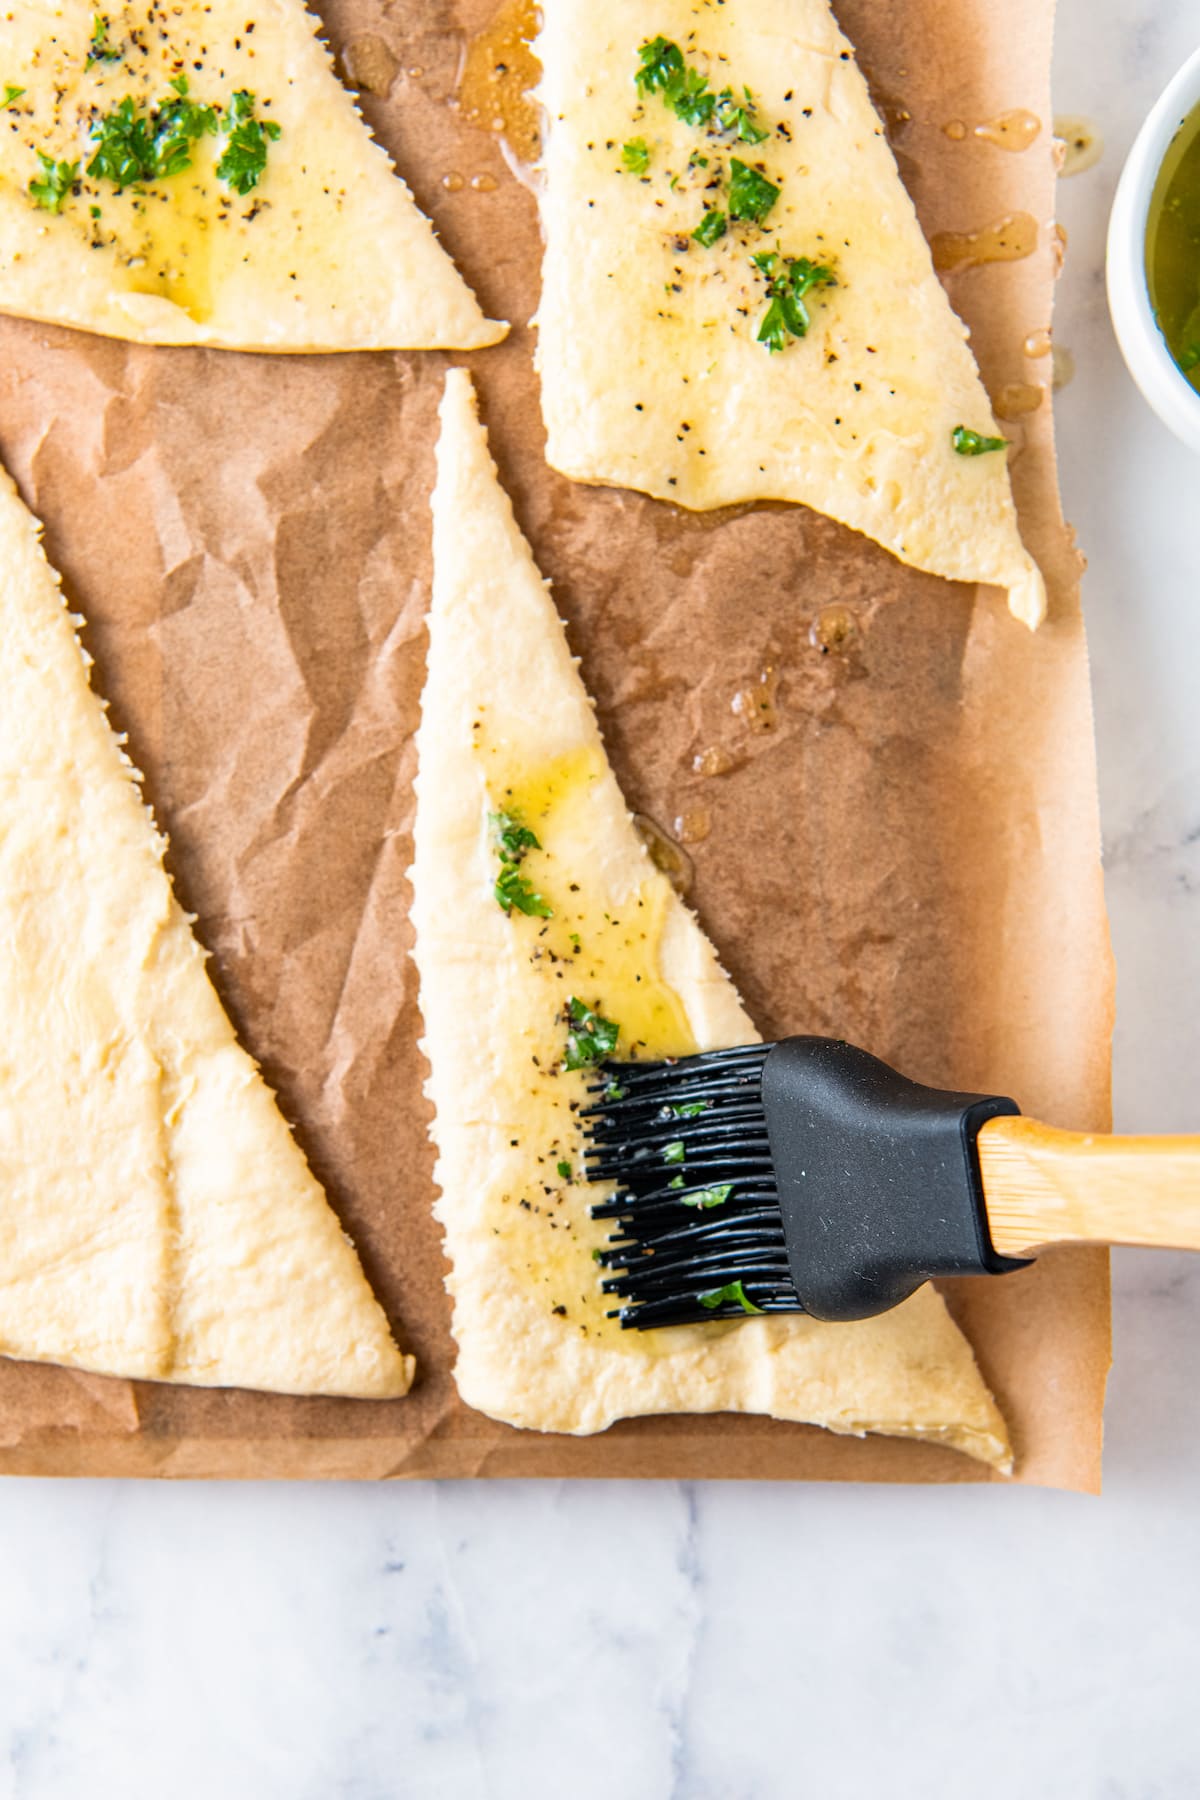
[1109,46,1200,451]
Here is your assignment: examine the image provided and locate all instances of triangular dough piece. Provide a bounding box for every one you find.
[0,468,412,1397]
[0,0,505,350]
[536,0,1044,625]
[411,369,1012,1470]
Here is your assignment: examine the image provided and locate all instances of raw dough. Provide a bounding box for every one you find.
[0,466,413,1397]
[410,368,1012,1469]
[536,0,1044,625]
[0,0,505,349]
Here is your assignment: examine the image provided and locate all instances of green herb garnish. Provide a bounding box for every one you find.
[635,37,715,128]
[699,1279,763,1314]
[602,1077,626,1102]
[635,36,686,96]
[563,997,620,1070]
[663,1140,686,1164]
[29,152,78,213]
[215,89,281,196]
[4,86,25,107]
[153,88,220,177]
[668,1175,685,1189]
[951,425,1009,456]
[754,251,837,352]
[714,86,769,144]
[621,137,650,175]
[557,1160,573,1181]
[87,90,218,188]
[490,807,552,917]
[494,861,553,918]
[85,13,122,68]
[669,1100,709,1119]
[693,207,727,247]
[728,157,779,224]
[681,1184,733,1210]
[490,809,541,861]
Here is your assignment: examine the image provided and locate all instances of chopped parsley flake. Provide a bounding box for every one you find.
[663,1140,686,1164]
[490,807,552,917]
[490,809,541,861]
[495,863,553,917]
[215,89,281,196]
[635,35,687,97]
[728,157,779,224]
[668,1174,685,1189]
[635,39,716,128]
[85,13,122,68]
[951,425,1009,456]
[87,89,219,187]
[29,152,79,213]
[669,1100,710,1119]
[621,137,650,174]
[754,251,837,352]
[635,39,770,144]
[699,1279,763,1314]
[714,86,769,144]
[557,1160,573,1181]
[602,1076,626,1102]
[563,997,620,1070]
[681,1184,734,1210]
[693,207,727,247]
[4,86,25,107]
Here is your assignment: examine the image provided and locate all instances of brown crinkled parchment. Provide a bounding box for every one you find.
[0,0,1113,1487]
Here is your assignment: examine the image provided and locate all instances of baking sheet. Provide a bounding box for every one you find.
[0,0,1113,1487]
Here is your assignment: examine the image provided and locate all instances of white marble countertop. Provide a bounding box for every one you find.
[4,2,1200,1794]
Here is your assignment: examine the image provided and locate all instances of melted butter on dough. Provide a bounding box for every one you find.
[0,465,412,1397]
[535,0,1044,626]
[0,0,505,349]
[410,368,1013,1468]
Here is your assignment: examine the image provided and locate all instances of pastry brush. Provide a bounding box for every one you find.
[583,1037,1200,1327]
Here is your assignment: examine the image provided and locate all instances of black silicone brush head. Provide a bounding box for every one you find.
[581,1044,804,1328]
[583,1037,1025,1328]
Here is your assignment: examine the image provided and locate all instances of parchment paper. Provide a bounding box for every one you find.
[0,0,1114,1487]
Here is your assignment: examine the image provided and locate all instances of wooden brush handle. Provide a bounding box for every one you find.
[978,1114,1200,1257]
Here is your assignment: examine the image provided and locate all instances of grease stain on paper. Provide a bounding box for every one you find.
[993,382,1045,420]
[341,35,400,98]
[1055,115,1103,177]
[932,212,1039,272]
[457,0,542,164]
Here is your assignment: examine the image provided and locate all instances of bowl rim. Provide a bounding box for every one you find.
[1106,41,1200,452]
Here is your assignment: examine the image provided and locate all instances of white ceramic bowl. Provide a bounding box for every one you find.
[1107,44,1200,452]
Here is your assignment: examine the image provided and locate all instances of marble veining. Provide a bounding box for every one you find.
[3,1,1200,1794]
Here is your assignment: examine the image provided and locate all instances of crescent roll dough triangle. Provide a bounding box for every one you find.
[536,0,1044,626]
[0,467,412,1397]
[0,0,505,350]
[411,368,1012,1470]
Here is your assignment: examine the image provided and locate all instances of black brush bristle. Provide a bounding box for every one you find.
[581,1045,804,1328]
